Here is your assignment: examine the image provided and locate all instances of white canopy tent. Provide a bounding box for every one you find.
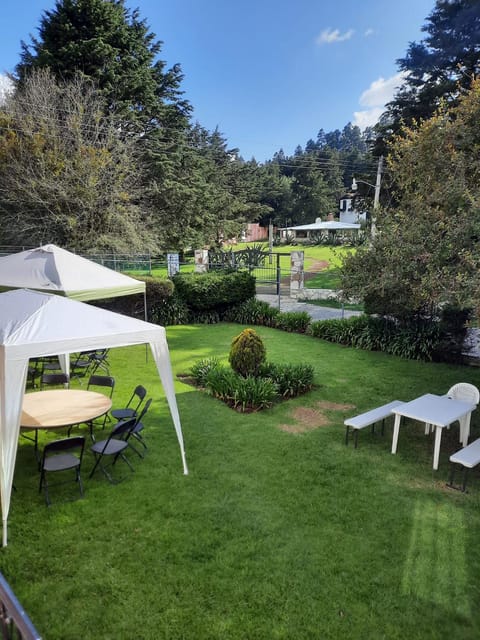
[0,244,148,374]
[281,220,361,232]
[0,289,188,546]
[280,220,361,243]
[0,244,145,301]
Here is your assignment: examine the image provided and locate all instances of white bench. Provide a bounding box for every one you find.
[448,438,480,491]
[344,400,405,448]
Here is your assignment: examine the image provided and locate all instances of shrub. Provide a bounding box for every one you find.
[172,271,255,312]
[275,311,311,333]
[92,276,190,325]
[259,362,315,397]
[309,315,442,361]
[190,357,220,386]
[224,298,280,327]
[204,366,277,411]
[229,328,266,377]
[205,365,239,403]
[231,375,278,411]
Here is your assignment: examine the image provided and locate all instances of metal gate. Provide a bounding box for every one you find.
[208,247,290,297]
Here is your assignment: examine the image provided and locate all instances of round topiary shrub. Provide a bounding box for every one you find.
[229,328,266,377]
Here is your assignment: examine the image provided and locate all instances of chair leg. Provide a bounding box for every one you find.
[89,454,102,479]
[447,463,456,488]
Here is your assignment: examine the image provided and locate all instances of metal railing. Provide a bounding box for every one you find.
[0,573,41,640]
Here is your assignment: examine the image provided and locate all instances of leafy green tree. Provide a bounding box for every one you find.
[342,79,480,320]
[0,69,151,252]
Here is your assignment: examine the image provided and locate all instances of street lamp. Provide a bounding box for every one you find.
[351,155,383,235]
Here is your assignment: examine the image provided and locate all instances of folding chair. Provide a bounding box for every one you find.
[39,436,85,506]
[89,418,136,483]
[126,398,152,458]
[89,349,110,375]
[111,385,147,420]
[26,358,42,389]
[85,375,115,435]
[40,372,70,389]
[70,351,94,382]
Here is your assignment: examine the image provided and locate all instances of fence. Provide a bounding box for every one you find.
[0,573,41,640]
[0,246,300,297]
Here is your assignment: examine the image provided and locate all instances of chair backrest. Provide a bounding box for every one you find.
[447,383,480,405]
[135,398,152,425]
[87,375,115,398]
[41,372,70,389]
[42,436,85,464]
[89,349,110,374]
[107,417,136,443]
[125,385,147,411]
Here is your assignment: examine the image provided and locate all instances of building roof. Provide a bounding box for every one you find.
[282,220,360,231]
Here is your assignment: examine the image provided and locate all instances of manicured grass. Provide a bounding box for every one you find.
[6,324,480,639]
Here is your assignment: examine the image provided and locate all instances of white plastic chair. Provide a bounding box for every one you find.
[424,383,480,441]
[447,383,479,444]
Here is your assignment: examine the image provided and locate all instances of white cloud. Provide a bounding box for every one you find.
[352,107,385,129]
[0,74,13,105]
[316,28,354,45]
[364,28,374,37]
[353,71,408,128]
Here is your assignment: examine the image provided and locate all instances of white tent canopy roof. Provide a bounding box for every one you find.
[0,244,145,301]
[282,220,360,231]
[0,289,187,546]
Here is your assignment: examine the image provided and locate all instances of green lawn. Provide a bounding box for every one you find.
[6,324,480,639]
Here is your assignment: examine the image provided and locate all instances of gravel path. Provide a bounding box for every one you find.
[256,294,363,321]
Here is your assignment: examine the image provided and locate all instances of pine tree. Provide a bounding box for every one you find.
[378,0,480,146]
[15,0,190,132]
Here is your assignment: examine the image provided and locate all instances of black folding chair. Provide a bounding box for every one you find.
[40,372,70,389]
[89,418,136,483]
[70,351,94,382]
[86,375,115,432]
[89,349,110,375]
[39,436,85,506]
[126,398,152,458]
[111,385,146,420]
[26,358,42,389]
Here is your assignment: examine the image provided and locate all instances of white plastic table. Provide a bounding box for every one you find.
[391,393,476,470]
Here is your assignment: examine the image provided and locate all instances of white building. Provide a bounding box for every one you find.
[339,192,367,225]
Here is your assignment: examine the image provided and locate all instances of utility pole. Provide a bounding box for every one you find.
[352,154,383,236]
[371,155,383,236]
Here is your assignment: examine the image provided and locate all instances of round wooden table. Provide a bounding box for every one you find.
[21,389,112,455]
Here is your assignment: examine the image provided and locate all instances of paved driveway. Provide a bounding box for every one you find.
[256,294,363,321]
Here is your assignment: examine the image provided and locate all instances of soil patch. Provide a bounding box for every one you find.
[278,400,356,434]
[316,401,356,411]
[306,259,330,272]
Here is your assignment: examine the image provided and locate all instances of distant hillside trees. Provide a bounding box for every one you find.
[257,123,377,228]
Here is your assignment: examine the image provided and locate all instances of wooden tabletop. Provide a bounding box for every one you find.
[21,389,112,429]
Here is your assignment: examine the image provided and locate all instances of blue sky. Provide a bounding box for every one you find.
[1,0,437,161]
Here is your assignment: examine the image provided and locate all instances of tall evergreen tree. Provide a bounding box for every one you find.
[15,0,190,133]
[377,0,480,148]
